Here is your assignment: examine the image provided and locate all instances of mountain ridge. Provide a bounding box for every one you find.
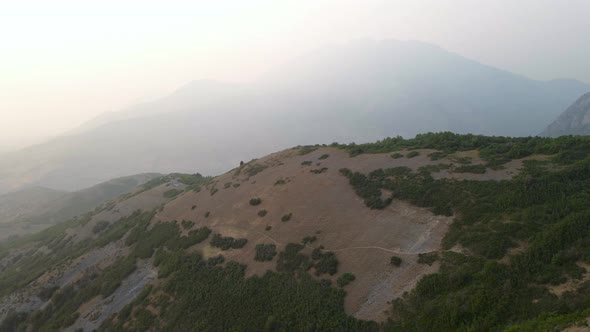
[0,39,588,194]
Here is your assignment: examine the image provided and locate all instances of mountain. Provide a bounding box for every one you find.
[3,133,590,330]
[1,39,588,194]
[540,91,590,136]
[0,173,161,241]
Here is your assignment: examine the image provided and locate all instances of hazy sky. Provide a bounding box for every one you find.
[1,0,589,152]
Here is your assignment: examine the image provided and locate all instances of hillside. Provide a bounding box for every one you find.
[1,39,588,194]
[3,133,590,330]
[0,174,161,241]
[541,91,590,137]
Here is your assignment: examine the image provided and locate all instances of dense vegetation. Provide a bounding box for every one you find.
[102,253,376,331]
[337,133,590,331]
[337,132,590,166]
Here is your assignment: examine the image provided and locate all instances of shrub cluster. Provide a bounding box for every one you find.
[337,273,356,287]
[210,234,248,251]
[249,198,262,206]
[254,244,277,261]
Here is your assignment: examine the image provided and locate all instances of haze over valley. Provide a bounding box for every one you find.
[2,1,590,331]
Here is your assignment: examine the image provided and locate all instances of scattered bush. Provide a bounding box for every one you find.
[265,226,272,231]
[258,210,268,217]
[191,205,197,210]
[427,151,448,160]
[319,154,330,160]
[406,150,420,158]
[391,152,404,159]
[390,256,402,267]
[245,163,268,177]
[204,211,210,218]
[249,198,262,206]
[281,213,292,222]
[301,161,313,166]
[310,168,328,174]
[298,146,318,155]
[449,155,473,164]
[302,236,317,245]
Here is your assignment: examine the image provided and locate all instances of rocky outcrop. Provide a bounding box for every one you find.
[541,92,590,137]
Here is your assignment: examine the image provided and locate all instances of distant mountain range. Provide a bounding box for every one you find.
[0,39,588,193]
[540,91,590,137]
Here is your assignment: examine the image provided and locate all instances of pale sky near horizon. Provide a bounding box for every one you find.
[1,0,589,152]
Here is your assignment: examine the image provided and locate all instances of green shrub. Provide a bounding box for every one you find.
[312,251,339,276]
[181,220,195,229]
[281,213,292,222]
[337,273,356,287]
[210,234,248,250]
[310,168,328,174]
[298,146,318,155]
[258,210,268,217]
[427,151,447,160]
[449,155,473,164]
[391,152,404,159]
[406,150,420,158]
[302,236,317,244]
[249,198,262,206]
[417,252,439,265]
[319,154,330,160]
[301,161,313,166]
[276,243,310,273]
[245,163,268,177]
[255,244,277,261]
[390,256,402,267]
